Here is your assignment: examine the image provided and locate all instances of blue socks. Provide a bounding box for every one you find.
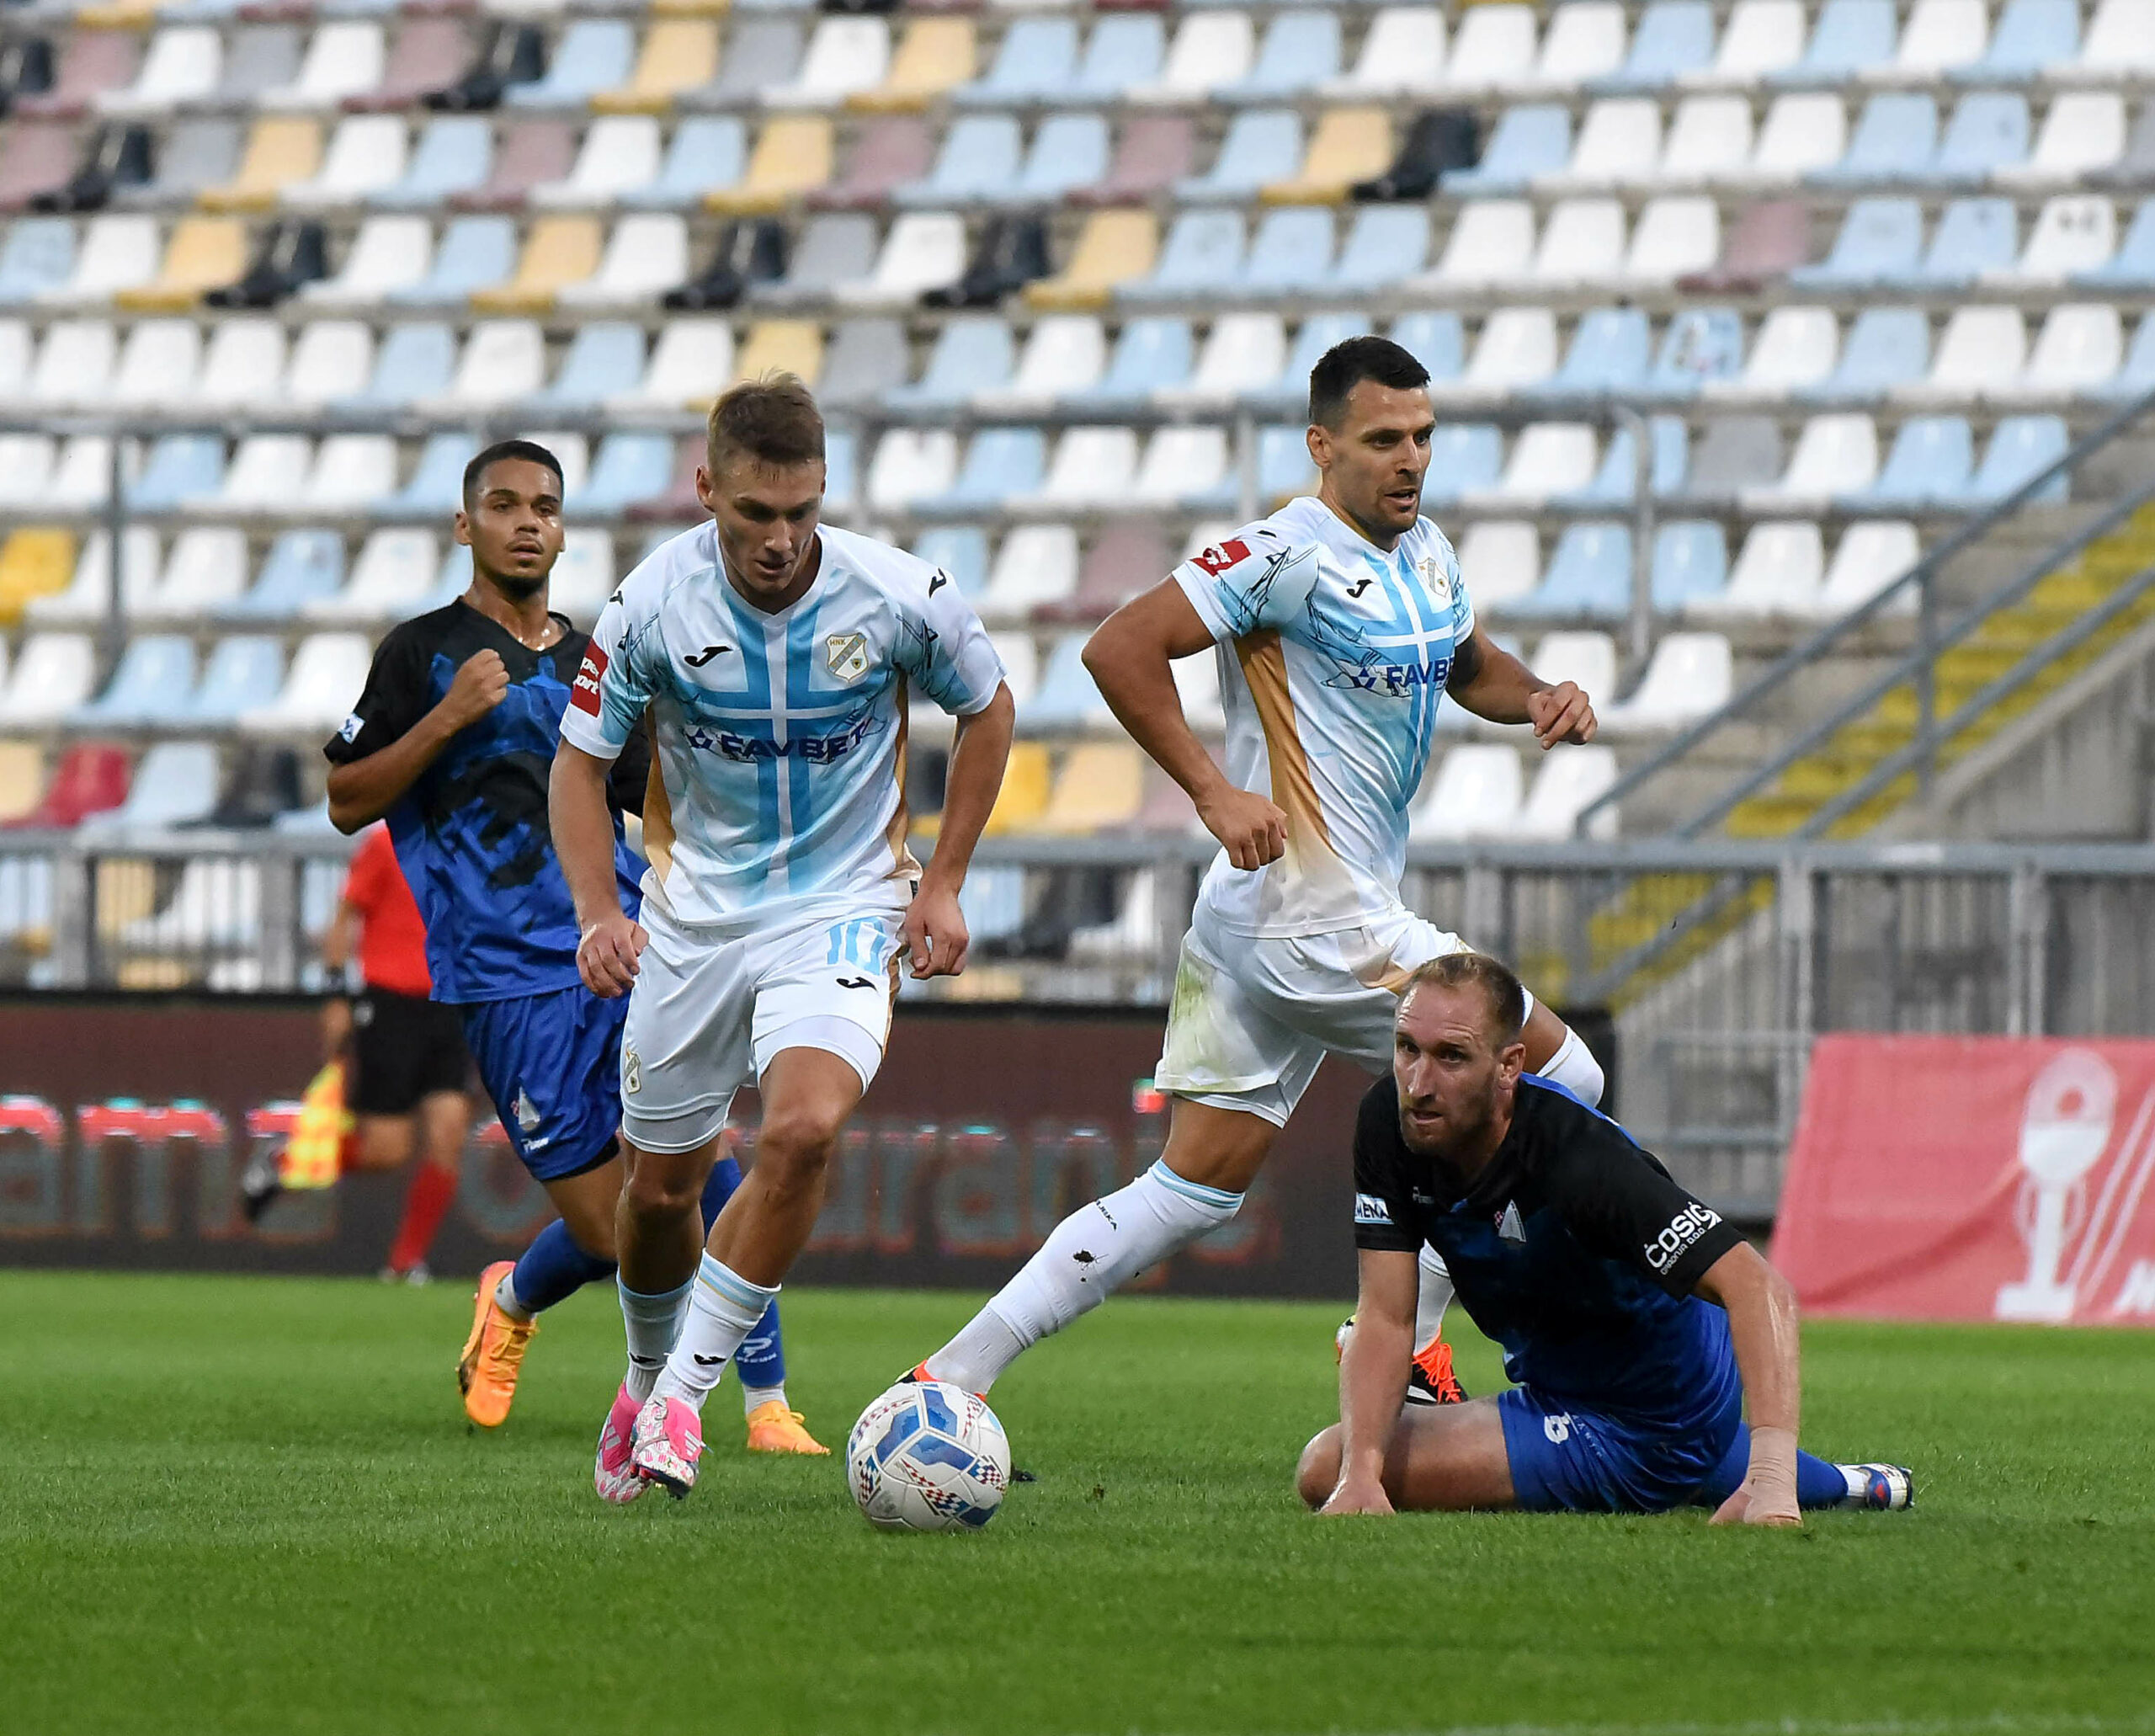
[1701,1424,1860,1510]
[506,1217,616,1316]
[700,1155,785,1390]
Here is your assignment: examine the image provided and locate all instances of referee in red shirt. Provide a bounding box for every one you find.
[323,822,475,1281]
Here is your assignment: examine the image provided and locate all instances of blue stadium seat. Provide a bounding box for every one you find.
[625,119,748,209]
[897,115,1023,208]
[529,322,645,412]
[389,216,514,308]
[130,435,225,511]
[1811,94,1938,189]
[1769,0,1897,87]
[226,530,344,620]
[77,636,197,726]
[1072,15,1164,99]
[911,528,989,601]
[379,433,476,519]
[1593,0,1715,93]
[1121,210,1245,301]
[1561,417,1688,507]
[825,428,859,514]
[1803,308,1931,402]
[1021,634,1104,731]
[1968,415,2069,504]
[1247,312,1365,413]
[958,17,1079,108]
[1222,11,1340,101]
[1506,525,1632,622]
[1892,198,2018,290]
[88,741,218,828]
[2097,313,2155,400]
[187,636,285,723]
[1651,521,1729,612]
[1014,115,1110,203]
[934,429,1047,513]
[1442,105,1571,197]
[339,322,455,412]
[1070,317,1193,406]
[1328,206,1429,291]
[1390,312,1466,389]
[1177,110,1302,204]
[1844,415,1974,510]
[1526,308,1650,401]
[2073,200,2155,292]
[1953,0,2079,83]
[1233,207,1335,296]
[1790,198,1924,290]
[887,316,1015,410]
[508,20,635,109]
[581,434,675,516]
[375,117,490,210]
[1421,425,1503,507]
[1919,93,2030,188]
[1644,308,1743,399]
[0,219,75,306]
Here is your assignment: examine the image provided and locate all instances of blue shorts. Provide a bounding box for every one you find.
[1498,1382,1743,1514]
[460,987,627,1184]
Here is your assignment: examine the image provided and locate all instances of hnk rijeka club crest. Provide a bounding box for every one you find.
[826,631,870,682]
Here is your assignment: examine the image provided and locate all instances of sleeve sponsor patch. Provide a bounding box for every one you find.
[337,713,363,743]
[1354,1192,1394,1227]
[570,642,608,716]
[1190,538,1251,578]
[1643,1202,1723,1275]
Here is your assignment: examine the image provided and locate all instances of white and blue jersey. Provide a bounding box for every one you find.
[560,521,1005,930]
[1172,495,1471,939]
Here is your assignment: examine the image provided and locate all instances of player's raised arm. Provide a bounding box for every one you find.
[1084,581,1285,871]
[1694,1243,1805,1529]
[326,643,510,833]
[1443,631,1596,751]
[1322,1245,1418,1515]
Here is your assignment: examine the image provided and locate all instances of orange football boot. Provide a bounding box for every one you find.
[456,1259,537,1428]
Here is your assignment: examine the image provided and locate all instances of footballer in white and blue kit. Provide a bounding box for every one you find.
[552,374,1014,1504]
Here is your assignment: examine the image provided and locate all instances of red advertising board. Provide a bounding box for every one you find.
[1774,1034,2155,1326]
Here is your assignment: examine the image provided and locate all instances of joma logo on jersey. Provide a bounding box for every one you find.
[1328,655,1452,699]
[1644,1202,1723,1273]
[569,643,608,715]
[826,632,870,682]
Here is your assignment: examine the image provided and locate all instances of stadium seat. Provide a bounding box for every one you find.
[753,213,873,307]
[0,124,78,216]
[1969,415,2069,505]
[1388,311,1466,390]
[133,434,227,512]
[334,320,445,412]
[1443,104,1570,195]
[0,529,75,625]
[1477,424,1600,509]
[196,319,286,410]
[199,117,322,211]
[527,322,645,415]
[379,433,475,519]
[385,216,512,310]
[0,435,56,509]
[1328,8,1446,97]
[1420,425,1503,508]
[1811,95,1937,190]
[865,429,958,514]
[1066,316,1191,409]
[1896,198,2019,289]
[282,114,407,208]
[1265,108,1390,205]
[226,530,344,620]
[1075,117,1193,207]
[308,530,438,622]
[1527,200,1626,289]
[1542,99,1659,192]
[1806,308,1930,403]
[1624,198,1719,285]
[735,318,824,387]
[1597,0,1713,92]
[1725,97,1847,193]
[138,527,246,618]
[1704,306,1830,403]
[1131,13,1256,106]
[180,637,286,726]
[2093,312,2155,401]
[1646,521,1729,614]
[2073,200,2155,293]
[2059,0,2155,81]
[304,435,399,514]
[1026,210,1157,313]
[25,528,157,625]
[932,429,1046,514]
[801,317,897,413]
[1179,109,1301,204]
[1776,0,1901,88]
[1070,14,1166,102]
[531,117,659,210]
[503,19,632,111]
[1999,94,2125,193]
[1955,0,2077,82]
[100,24,220,115]
[1791,198,1924,290]
[2003,196,2117,287]
[560,215,688,311]
[468,215,599,313]
[1922,93,2031,188]
[1456,521,1540,615]
[0,742,39,826]
[1902,307,2027,404]
[260,20,386,110]
[980,525,1079,620]
[1428,3,1535,96]
[46,213,158,308]
[1231,207,1335,297]
[958,16,1076,108]
[805,117,930,216]
[1410,745,1522,841]
[1507,525,1631,622]
[1154,313,1282,408]
[1120,210,1242,303]
[108,318,200,407]
[119,216,248,313]
[432,319,544,409]
[1658,97,1753,189]
[1133,427,1230,508]
[1528,307,1648,402]
[977,316,1106,412]
[1821,522,1923,615]
[77,635,197,727]
[897,114,1021,210]
[1685,0,1804,87]
[1845,416,1975,511]
[15,30,141,122]
[302,216,428,308]
[1451,307,1556,400]
[1416,200,1534,294]
[1530,632,1620,713]
[766,16,889,109]
[1027,427,1139,511]
[0,634,97,725]
[1867,0,1988,84]
[2002,305,2124,403]
[861,18,983,112]
[1643,307,1743,399]
[1604,634,1732,734]
[0,222,79,312]
[833,212,964,308]
[911,528,989,603]
[1037,744,1145,836]
[594,19,718,114]
[48,437,120,509]
[1222,11,1340,103]
[622,119,744,210]
[81,741,220,833]
[578,434,673,518]
[1011,116,1111,206]
[242,633,372,734]
[1692,522,1825,619]
[1744,414,1878,510]
[1572,417,1688,508]
[1525,2,1626,93]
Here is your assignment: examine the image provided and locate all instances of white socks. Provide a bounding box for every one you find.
[618,1275,694,1403]
[651,1254,780,1413]
[1538,1026,1606,1108]
[1414,1246,1455,1354]
[928,1160,1243,1393]
[741,1384,788,1417]
[493,1270,532,1323]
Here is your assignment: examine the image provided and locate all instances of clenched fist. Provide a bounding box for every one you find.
[443,650,511,730]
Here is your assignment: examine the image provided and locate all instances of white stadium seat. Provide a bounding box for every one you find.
[1411,744,1523,840]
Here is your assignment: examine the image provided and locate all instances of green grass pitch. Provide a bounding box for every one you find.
[3,1270,2153,1736]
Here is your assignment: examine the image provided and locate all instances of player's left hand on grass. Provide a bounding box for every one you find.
[901,881,971,980]
[1526,682,1596,749]
[1317,1475,1395,1518]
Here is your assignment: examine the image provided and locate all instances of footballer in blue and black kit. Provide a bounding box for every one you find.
[326,597,648,1184]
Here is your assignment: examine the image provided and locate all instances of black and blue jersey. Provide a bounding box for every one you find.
[1352,1073,1745,1435]
[325,599,647,1005]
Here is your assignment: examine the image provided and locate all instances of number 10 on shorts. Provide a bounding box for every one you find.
[826,920,891,974]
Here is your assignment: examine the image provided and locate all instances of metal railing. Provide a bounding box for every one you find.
[6,832,2153,1216]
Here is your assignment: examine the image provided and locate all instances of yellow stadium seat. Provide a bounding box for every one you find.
[652,0,726,19]
[850,17,976,112]
[1037,744,1145,833]
[593,20,721,114]
[0,743,40,824]
[199,118,321,212]
[469,216,601,313]
[706,116,831,216]
[1264,108,1391,205]
[114,217,246,312]
[983,743,1053,836]
[733,319,823,388]
[75,2,155,28]
[0,529,77,625]
[1024,210,1157,312]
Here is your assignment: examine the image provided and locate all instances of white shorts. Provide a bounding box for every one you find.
[618,899,903,1155]
[1153,904,1533,1128]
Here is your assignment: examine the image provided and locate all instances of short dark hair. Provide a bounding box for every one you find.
[1400,951,1527,1047]
[1308,335,1432,429]
[462,439,564,509]
[708,372,825,471]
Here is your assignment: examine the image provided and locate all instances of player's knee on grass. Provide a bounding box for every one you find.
[1297,1427,1345,1509]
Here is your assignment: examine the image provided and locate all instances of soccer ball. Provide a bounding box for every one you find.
[847,1380,1011,1532]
